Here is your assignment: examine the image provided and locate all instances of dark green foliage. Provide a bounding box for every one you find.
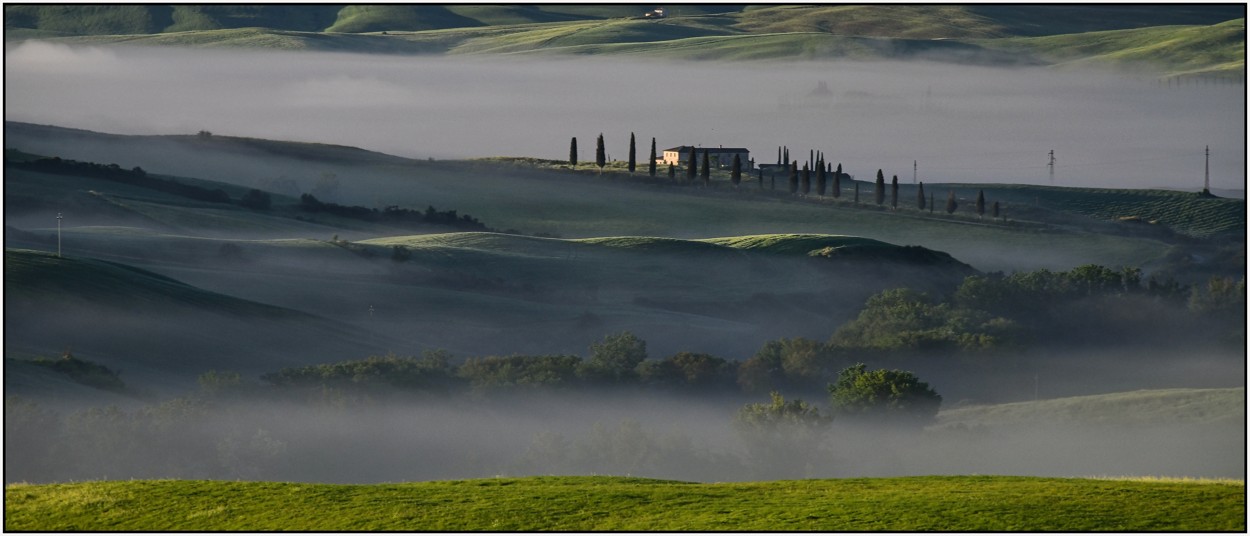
[875,169,885,205]
[891,175,899,209]
[917,182,926,210]
[569,137,577,168]
[945,190,957,214]
[943,265,1241,347]
[627,132,636,173]
[595,133,606,171]
[816,160,827,196]
[197,370,247,397]
[701,150,710,185]
[731,154,742,187]
[238,188,271,210]
[637,351,734,390]
[9,156,231,204]
[992,200,1000,219]
[579,331,647,383]
[1189,276,1246,316]
[262,352,459,392]
[668,163,675,179]
[953,265,1153,318]
[757,168,764,189]
[737,338,843,394]
[458,354,583,392]
[686,149,697,180]
[298,194,489,231]
[800,162,811,194]
[734,391,829,431]
[827,363,941,425]
[832,163,842,198]
[831,288,1018,352]
[854,182,859,203]
[976,189,986,218]
[27,352,126,393]
[648,137,657,177]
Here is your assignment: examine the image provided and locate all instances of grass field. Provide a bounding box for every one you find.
[7,6,1242,74]
[5,476,1243,531]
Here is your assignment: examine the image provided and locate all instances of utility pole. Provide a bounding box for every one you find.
[56,212,63,258]
[1204,145,1210,194]
[1047,150,1056,185]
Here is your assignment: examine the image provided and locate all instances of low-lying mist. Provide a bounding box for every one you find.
[6,389,1243,485]
[5,42,1244,191]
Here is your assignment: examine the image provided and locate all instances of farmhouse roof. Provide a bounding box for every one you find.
[664,146,749,152]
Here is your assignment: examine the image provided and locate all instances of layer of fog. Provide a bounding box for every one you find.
[5,42,1244,191]
[6,390,1243,485]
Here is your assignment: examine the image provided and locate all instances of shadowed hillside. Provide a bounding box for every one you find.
[5,249,385,390]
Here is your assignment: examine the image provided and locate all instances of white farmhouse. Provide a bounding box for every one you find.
[659,146,751,169]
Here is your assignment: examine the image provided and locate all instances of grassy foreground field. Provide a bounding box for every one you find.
[5,476,1242,531]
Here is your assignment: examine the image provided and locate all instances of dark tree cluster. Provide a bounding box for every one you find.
[10,156,231,204]
[298,194,489,231]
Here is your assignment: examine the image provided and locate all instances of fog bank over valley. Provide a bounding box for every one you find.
[5,42,1244,190]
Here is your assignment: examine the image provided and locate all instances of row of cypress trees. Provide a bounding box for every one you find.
[569,135,1002,219]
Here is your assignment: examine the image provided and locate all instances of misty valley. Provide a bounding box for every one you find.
[5,125,1243,485]
[3,4,1246,530]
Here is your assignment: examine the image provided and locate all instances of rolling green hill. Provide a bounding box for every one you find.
[3,123,1242,378]
[5,121,1204,276]
[5,5,1242,74]
[935,387,1246,429]
[5,476,1242,531]
[984,18,1247,76]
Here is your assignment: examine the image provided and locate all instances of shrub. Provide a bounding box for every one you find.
[827,364,941,425]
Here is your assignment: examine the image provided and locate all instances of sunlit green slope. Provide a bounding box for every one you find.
[5,476,1243,531]
[6,5,1242,74]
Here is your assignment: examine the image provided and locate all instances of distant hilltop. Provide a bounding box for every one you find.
[5,5,1243,75]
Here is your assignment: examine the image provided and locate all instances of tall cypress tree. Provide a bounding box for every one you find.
[668,163,675,179]
[686,149,697,181]
[648,137,657,177]
[854,182,860,204]
[701,150,711,186]
[816,159,827,196]
[930,192,935,214]
[569,137,577,168]
[731,154,742,187]
[975,189,986,219]
[758,168,764,190]
[595,133,606,172]
[783,146,789,166]
[917,182,926,210]
[833,163,842,199]
[627,132,636,173]
[992,200,1000,219]
[945,190,958,214]
[801,162,811,195]
[891,175,899,209]
[777,146,782,166]
[789,161,799,193]
[874,169,885,205]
